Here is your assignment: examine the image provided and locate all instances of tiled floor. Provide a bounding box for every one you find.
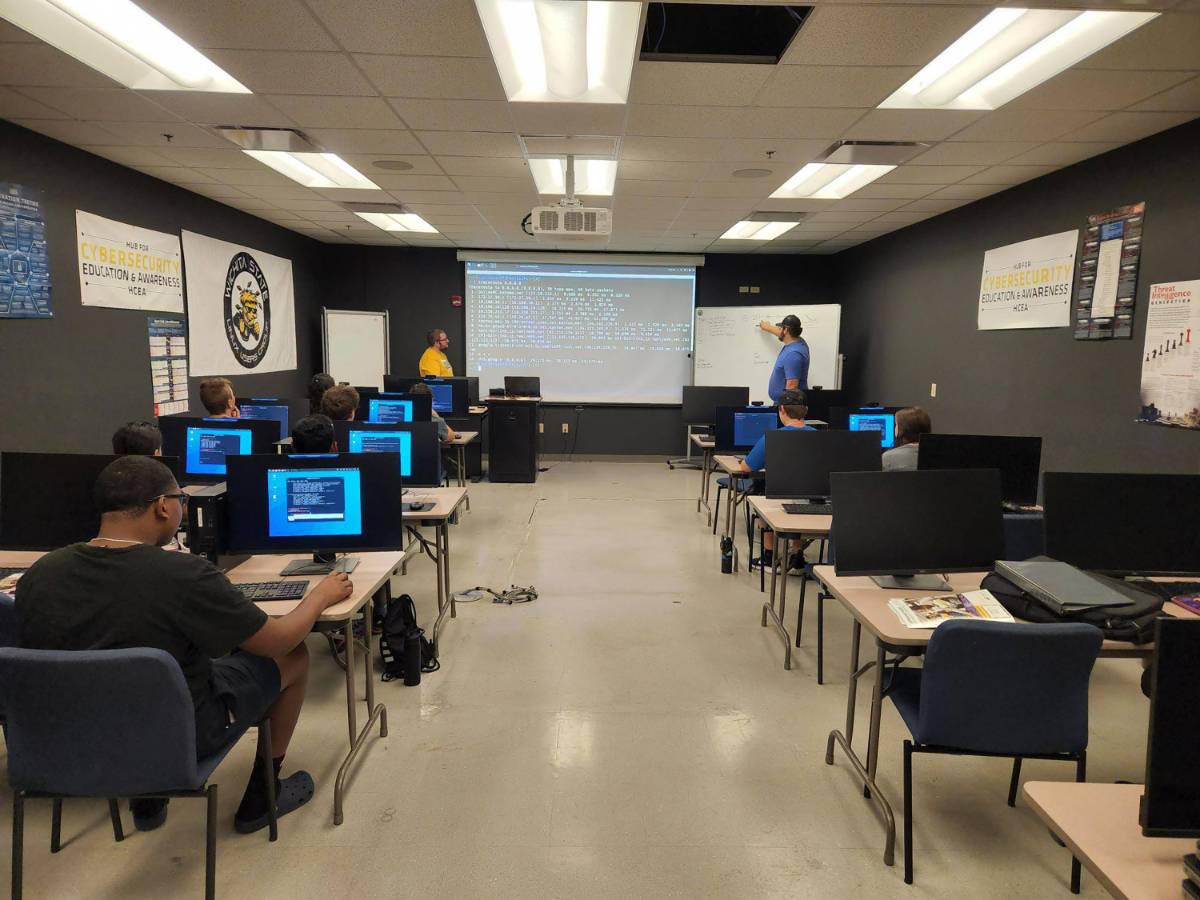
[1,460,1147,898]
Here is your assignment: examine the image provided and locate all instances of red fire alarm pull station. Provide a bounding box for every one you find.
[450,294,463,307]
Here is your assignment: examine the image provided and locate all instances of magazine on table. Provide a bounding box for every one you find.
[1170,592,1200,616]
[888,589,1015,629]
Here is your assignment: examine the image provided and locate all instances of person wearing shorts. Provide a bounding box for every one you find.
[15,456,352,833]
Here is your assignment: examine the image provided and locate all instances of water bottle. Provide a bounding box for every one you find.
[720,536,733,574]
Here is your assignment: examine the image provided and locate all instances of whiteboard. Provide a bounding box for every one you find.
[694,304,841,403]
[322,308,389,390]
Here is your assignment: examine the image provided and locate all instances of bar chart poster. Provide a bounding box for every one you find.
[148,316,189,416]
[1073,202,1145,340]
[1138,280,1199,430]
[0,181,52,318]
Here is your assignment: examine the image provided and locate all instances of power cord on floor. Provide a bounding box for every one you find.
[451,585,538,604]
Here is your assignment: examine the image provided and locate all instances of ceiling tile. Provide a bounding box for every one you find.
[844,109,984,142]
[300,210,365,222]
[755,66,916,108]
[870,211,937,225]
[509,102,627,134]
[806,210,881,224]
[0,43,121,88]
[781,5,988,66]
[625,105,740,139]
[614,180,697,198]
[356,55,503,100]
[414,130,523,156]
[1131,76,1200,112]
[1078,12,1200,70]
[131,91,295,127]
[717,138,830,163]
[239,185,324,202]
[1005,69,1194,111]
[735,107,866,140]
[310,187,393,203]
[1003,142,1121,166]
[341,154,444,176]
[16,87,179,122]
[621,136,726,161]
[306,129,427,155]
[134,166,219,184]
[185,183,252,200]
[1060,111,1197,143]
[0,87,69,119]
[948,109,1107,143]
[436,156,529,177]
[388,190,470,204]
[11,119,135,147]
[305,0,489,56]
[264,95,404,129]
[903,197,973,214]
[701,163,792,183]
[816,197,909,212]
[452,175,533,193]
[197,167,294,187]
[389,98,513,131]
[909,141,1042,166]
[275,198,346,212]
[223,197,280,210]
[370,173,459,190]
[848,182,940,200]
[152,147,261,168]
[692,181,774,199]
[139,0,338,50]
[618,160,710,181]
[206,50,376,96]
[878,165,987,184]
[928,184,1005,201]
[682,197,756,212]
[630,62,774,106]
[79,145,176,167]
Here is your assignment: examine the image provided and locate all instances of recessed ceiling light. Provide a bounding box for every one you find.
[719,221,799,241]
[879,8,1158,111]
[732,168,773,179]
[529,157,617,196]
[371,159,415,171]
[0,0,250,92]
[771,163,894,200]
[355,211,439,234]
[474,0,642,103]
[243,151,380,190]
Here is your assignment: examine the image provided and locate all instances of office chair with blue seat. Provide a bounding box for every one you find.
[887,619,1103,888]
[0,647,278,900]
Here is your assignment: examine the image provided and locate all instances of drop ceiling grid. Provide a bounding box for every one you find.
[0,1,1194,251]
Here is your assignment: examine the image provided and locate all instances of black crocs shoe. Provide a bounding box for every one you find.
[234,771,315,834]
[130,798,169,832]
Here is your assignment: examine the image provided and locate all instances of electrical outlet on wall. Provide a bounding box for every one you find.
[561,423,569,434]
[930,383,937,398]
[538,422,544,433]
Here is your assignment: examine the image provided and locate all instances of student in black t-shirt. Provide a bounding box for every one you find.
[111,421,163,456]
[15,456,353,834]
[290,414,337,453]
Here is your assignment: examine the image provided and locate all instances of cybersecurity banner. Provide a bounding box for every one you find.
[977,230,1077,331]
[76,210,183,313]
[182,230,296,376]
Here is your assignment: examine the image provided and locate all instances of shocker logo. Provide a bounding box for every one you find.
[223,251,271,368]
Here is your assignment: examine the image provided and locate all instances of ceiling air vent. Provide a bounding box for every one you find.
[640,4,812,65]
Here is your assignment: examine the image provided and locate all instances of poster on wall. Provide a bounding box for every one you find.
[76,210,183,313]
[148,317,189,416]
[1137,280,1200,430]
[0,181,52,318]
[1073,202,1145,340]
[181,230,296,376]
[977,230,1077,330]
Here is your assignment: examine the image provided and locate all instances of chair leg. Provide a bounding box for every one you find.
[712,487,723,535]
[258,720,278,842]
[205,785,218,900]
[12,792,24,900]
[903,741,914,885]
[1008,757,1023,807]
[1076,750,1087,783]
[817,591,825,685]
[50,798,62,853]
[1070,856,1082,894]
[108,799,124,842]
[795,573,808,648]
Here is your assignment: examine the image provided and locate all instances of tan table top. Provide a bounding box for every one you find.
[226,550,404,620]
[468,405,488,415]
[690,434,715,449]
[746,496,832,536]
[404,485,467,520]
[1022,782,1195,900]
[0,550,48,568]
[713,453,754,475]
[445,430,479,445]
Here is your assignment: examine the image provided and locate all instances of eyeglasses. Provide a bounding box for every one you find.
[147,492,189,506]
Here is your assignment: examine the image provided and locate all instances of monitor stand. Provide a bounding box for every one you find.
[280,552,361,577]
[870,574,951,591]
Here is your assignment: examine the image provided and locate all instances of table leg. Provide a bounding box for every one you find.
[761,535,793,669]
[444,522,454,620]
[817,590,825,685]
[432,520,455,648]
[333,596,389,826]
[456,447,466,487]
[763,529,779,628]
[727,483,743,572]
[342,618,357,747]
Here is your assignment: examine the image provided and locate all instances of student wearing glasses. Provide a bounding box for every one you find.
[419,328,454,378]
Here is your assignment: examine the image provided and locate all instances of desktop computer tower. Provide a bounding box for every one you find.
[186,483,229,563]
[488,401,538,483]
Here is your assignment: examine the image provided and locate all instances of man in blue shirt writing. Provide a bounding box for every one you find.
[760,314,810,402]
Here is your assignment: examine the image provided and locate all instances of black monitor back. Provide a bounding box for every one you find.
[356,391,433,424]
[918,434,1042,506]
[681,386,750,426]
[504,376,541,397]
[157,416,279,484]
[831,469,1004,576]
[1043,472,1200,576]
[802,389,845,423]
[0,452,180,550]
[1141,618,1200,837]
[765,430,881,499]
[332,420,443,487]
[383,376,469,416]
[714,405,777,452]
[236,397,292,440]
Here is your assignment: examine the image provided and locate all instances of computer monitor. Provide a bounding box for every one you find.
[359,392,433,424]
[382,376,469,416]
[765,431,882,499]
[802,389,846,424]
[225,452,406,575]
[236,397,290,440]
[1140,618,1200,837]
[831,469,1004,590]
[158,416,279,484]
[1043,473,1200,576]
[918,434,1042,507]
[504,376,541,398]
[714,405,778,452]
[848,407,898,449]
[334,421,443,487]
[0,452,180,550]
[681,386,751,427]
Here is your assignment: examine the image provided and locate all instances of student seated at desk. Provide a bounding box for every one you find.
[15,456,353,834]
[291,414,336,453]
[882,406,931,471]
[307,372,335,414]
[112,421,163,456]
[199,377,239,418]
[738,389,814,568]
[408,382,457,441]
[320,384,359,422]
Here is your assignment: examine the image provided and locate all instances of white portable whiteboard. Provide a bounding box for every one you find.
[693,304,842,403]
[322,308,390,390]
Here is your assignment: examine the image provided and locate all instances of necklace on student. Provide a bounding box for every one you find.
[90,537,143,546]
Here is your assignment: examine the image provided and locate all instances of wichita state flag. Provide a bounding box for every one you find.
[182,230,297,376]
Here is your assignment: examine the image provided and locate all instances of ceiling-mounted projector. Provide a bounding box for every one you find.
[528,152,612,239]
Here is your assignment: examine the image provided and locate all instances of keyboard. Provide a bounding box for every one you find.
[0,567,27,579]
[782,502,833,516]
[237,581,308,602]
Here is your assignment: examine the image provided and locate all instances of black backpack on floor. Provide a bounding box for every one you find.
[380,593,439,684]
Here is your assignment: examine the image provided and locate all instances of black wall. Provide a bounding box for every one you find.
[833,118,1200,475]
[0,120,325,454]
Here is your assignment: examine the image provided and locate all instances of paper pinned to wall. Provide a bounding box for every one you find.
[1138,280,1199,430]
[148,317,189,416]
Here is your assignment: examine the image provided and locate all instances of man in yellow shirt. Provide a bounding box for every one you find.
[418,329,454,377]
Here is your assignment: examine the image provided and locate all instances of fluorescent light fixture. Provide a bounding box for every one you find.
[0,0,250,92]
[879,8,1159,110]
[770,163,895,200]
[474,0,642,103]
[243,151,379,190]
[355,212,439,234]
[719,221,800,241]
[529,157,617,195]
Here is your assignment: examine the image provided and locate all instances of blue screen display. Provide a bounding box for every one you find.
[849,412,896,449]
[185,427,253,475]
[239,404,288,439]
[347,430,413,476]
[427,382,453,414]
[267,468,363,538]
[734,411,777,447]
[368,398,413,423]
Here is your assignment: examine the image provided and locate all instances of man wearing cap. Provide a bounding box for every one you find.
[758,314,810,402]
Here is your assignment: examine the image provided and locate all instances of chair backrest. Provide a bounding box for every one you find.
[0,647,201,796]
[0,591,17,648]
[915,619,1103,755]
